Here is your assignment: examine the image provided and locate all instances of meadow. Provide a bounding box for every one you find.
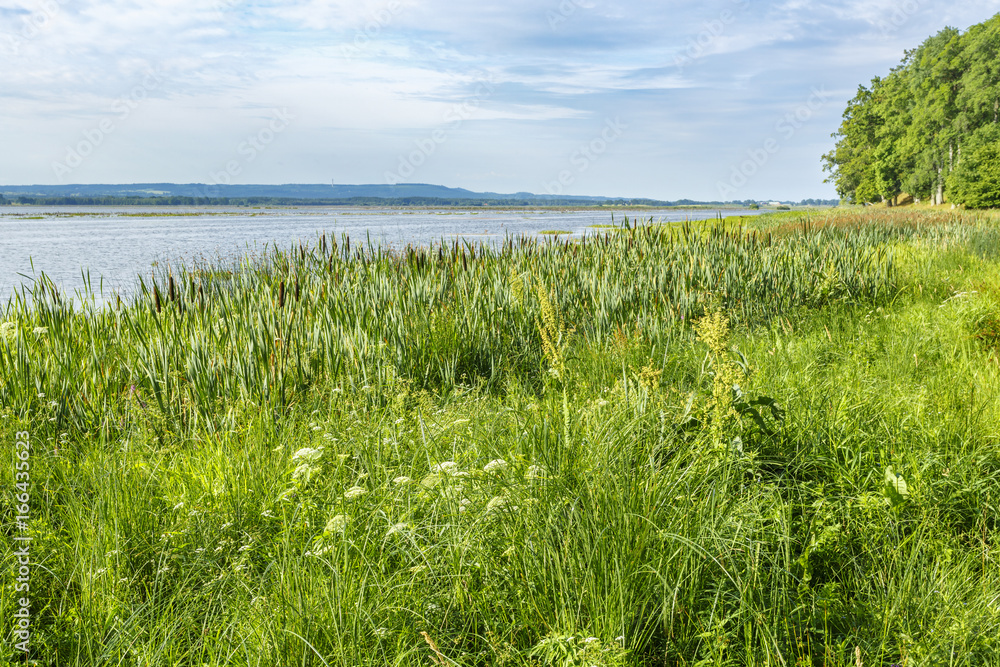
[1,208,999,666]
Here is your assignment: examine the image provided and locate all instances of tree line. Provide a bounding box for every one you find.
[822,14,1000,208]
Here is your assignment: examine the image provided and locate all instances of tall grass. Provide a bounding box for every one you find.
[1,210,999,665]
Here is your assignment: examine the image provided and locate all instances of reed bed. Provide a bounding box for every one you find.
[3,218,894,429]
[1,210,999,666]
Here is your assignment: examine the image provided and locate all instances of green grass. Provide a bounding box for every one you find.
[2,211,999,665]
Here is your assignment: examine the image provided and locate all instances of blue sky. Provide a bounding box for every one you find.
[2,0,1000,200]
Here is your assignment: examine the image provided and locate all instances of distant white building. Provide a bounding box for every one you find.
[768,201,782,206]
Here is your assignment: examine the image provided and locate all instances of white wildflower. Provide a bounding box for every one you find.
[291,447,324,463]
[393,475,413,486]
[33,326,48,336]
[486,495,508,514]
[172,501,184,511]
[292,463,316,484]
[325,514,350,534]
[0,322,15,340]
[385,522,409,537]
[343,486,367,500]
[483,458,508,473]
[526,464,548,480]
[431,461,460,475]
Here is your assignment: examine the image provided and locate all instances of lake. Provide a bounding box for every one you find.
[0,206,762,307]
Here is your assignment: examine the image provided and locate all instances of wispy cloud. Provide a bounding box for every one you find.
[2,0,999,199]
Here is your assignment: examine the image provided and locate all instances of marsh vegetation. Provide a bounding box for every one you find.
[2,209,999,665]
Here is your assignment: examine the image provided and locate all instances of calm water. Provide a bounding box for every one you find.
[0,206,761,306]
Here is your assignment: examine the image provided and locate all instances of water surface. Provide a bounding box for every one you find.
[0,206,760,306]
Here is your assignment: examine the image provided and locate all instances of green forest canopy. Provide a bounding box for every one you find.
[822,13,1000,209]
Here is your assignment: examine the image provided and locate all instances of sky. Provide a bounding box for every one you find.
[2,0,1000,201]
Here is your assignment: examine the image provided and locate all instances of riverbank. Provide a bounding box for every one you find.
[1,209,998,665]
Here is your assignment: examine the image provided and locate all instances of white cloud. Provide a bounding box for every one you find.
[2,0,1000,199]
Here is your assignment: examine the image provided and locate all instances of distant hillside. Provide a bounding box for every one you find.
[0,183,832,207]
[0,183,616,203]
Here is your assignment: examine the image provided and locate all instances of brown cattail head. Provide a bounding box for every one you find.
[278,280,286,308]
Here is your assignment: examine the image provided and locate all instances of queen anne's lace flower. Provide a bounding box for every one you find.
[325,514,349,534]
[484,458,508,473]
[292,464,315,484]
[385,522,409,537]
[343,486,367,500]
[291,447,324,463]
[431,461,459,475]
[526,464,548,480]
[486,495,508,513]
